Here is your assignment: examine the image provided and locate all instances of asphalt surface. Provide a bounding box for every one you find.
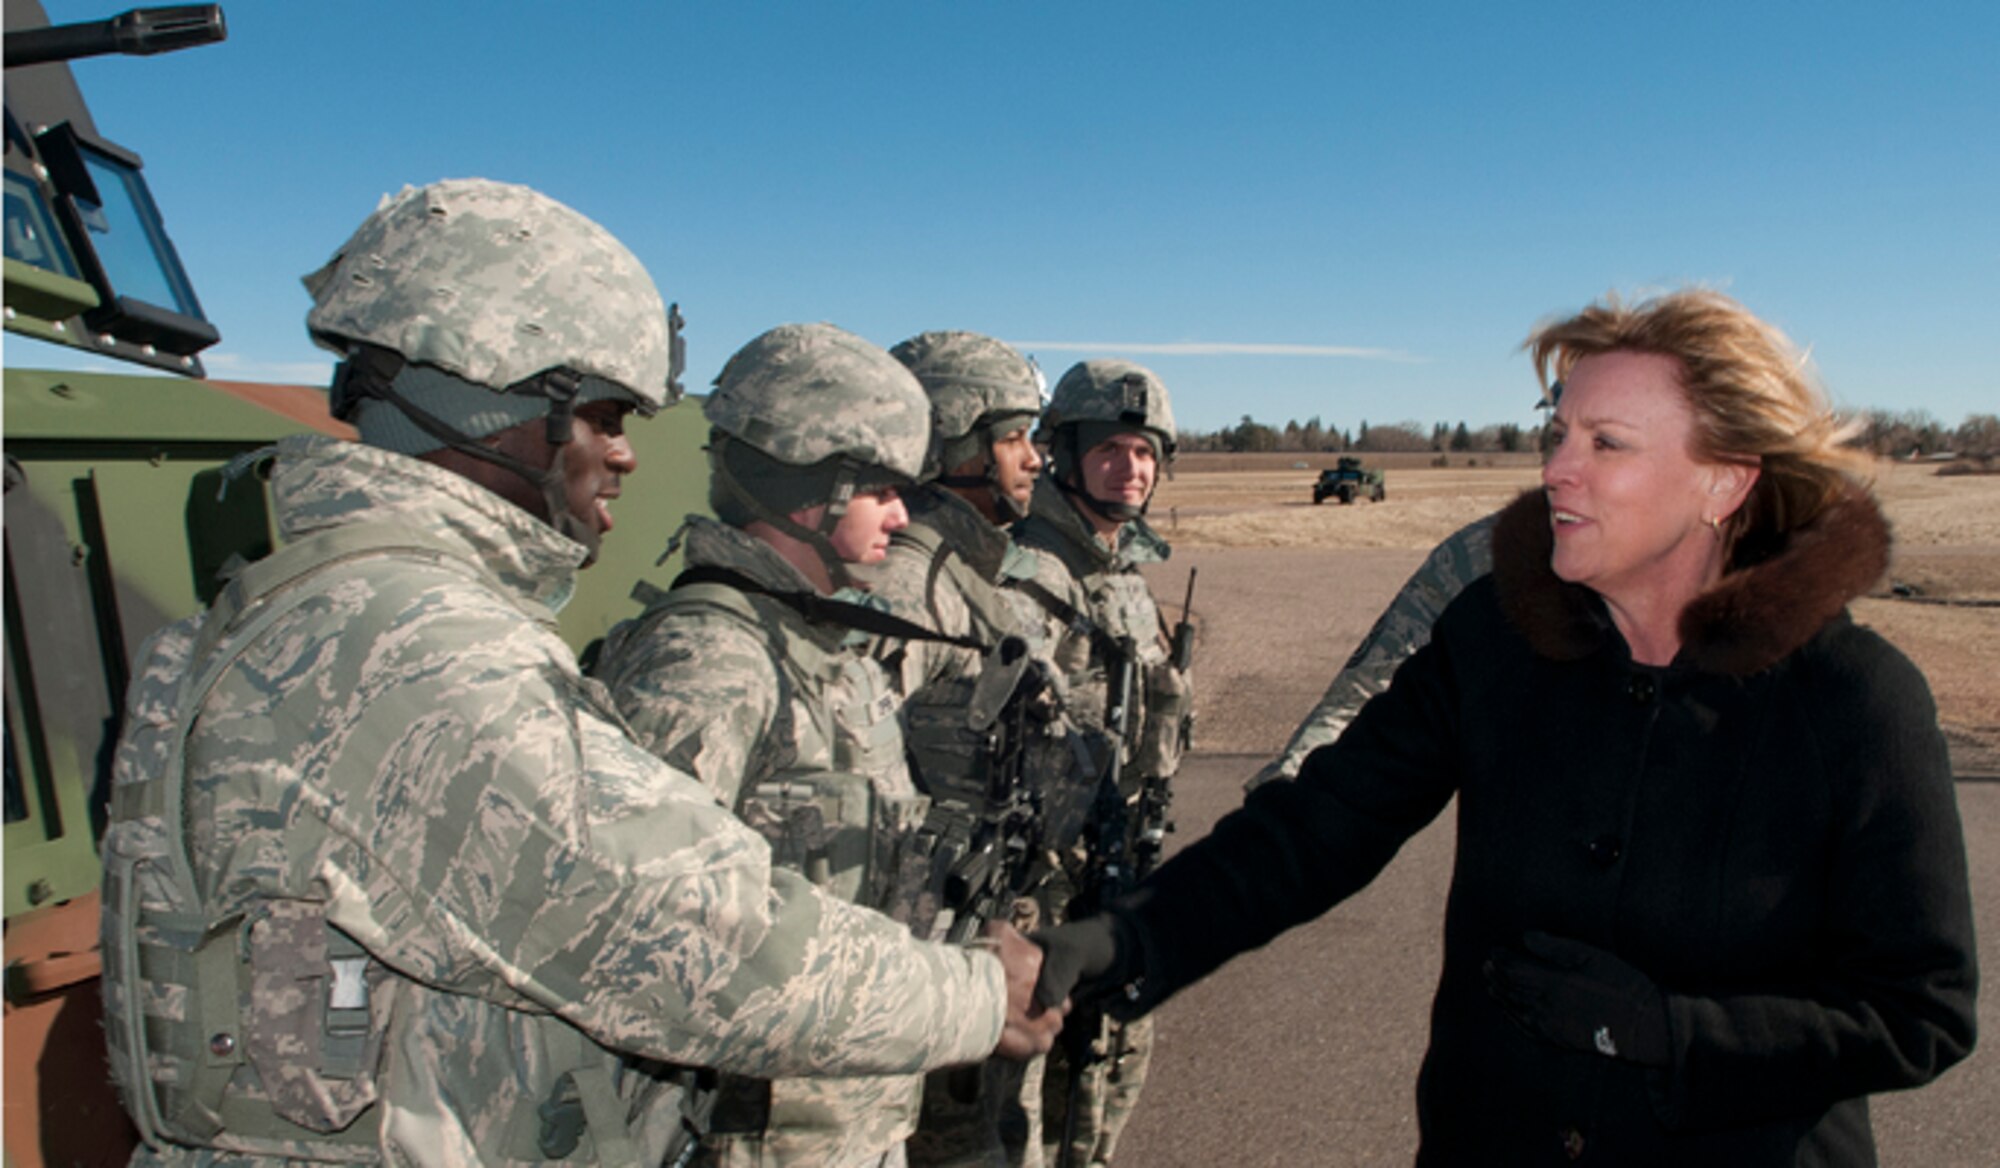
[1103,546,1998,1165]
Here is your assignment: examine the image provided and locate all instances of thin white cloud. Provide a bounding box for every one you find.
[1008,340,1423,362]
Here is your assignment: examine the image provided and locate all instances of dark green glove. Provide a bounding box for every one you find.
[1030,915,1129,1011]
[1484,931,1670,1066]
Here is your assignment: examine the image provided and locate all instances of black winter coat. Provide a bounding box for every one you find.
[1124,490,1976,1166]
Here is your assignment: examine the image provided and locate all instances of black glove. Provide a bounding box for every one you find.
[1030,915,1129,1011]
[1484,931,1670,1066]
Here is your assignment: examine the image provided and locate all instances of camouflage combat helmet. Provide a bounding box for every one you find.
[301,178,686,559]
[706,322,929,587]
[1036,358,1177,521]
[890,330,1045,521]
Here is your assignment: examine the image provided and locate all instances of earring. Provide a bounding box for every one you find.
[1704,515,1724,536]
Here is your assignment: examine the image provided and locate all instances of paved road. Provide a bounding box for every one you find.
[1106,545,1996,1165]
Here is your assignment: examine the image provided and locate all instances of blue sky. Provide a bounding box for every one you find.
[18,0,1997,434]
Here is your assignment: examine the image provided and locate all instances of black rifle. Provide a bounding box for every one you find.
[936,635,1053,945]
[1056,635,1140,1168]
[1171,567,1198,675]
[920,635,1061,1106]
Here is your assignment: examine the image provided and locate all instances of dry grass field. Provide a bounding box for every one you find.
[1150,452,2000,772]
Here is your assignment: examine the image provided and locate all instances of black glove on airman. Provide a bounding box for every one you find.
[1030,914,1137,1012]
[1484,931,1670,1067]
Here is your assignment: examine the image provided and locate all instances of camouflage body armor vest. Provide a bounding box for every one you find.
[629,579,933,925]
[101,522,655,1165]
[886,521,1043,816]
[616,577,936,1161]
[1014,501,1192,789]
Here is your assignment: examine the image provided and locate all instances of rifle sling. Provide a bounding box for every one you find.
[670,565,988,651]
[1013,576,1123,663]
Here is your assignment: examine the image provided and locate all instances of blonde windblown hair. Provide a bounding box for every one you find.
[1527,289,1871,561]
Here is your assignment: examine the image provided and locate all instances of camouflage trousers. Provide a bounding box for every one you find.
[695,1138,908,1168]
[692,1071,922,1168]
[1004,879,1160,1168]
[908,899,1042,1168]
[1034,1015,1154,1168]
[905,1060,1033,1168]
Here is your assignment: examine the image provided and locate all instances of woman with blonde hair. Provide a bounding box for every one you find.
[1037,289,1978,1165]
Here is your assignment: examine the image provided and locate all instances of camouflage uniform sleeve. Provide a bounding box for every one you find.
[1246,512,1498,792]
[554,710,1008,1077]
[593,607,783,808]
[236,573,1007,1079]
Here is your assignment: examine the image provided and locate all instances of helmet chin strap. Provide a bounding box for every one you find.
[1056,473,1144,523]
[1052,428,1150,524]
[331,346,597,559]
[538,443,601,563]
[935,418,1033,523]
[937,468,1029,523]
[709,439,863,593]
[990,466,1032,523]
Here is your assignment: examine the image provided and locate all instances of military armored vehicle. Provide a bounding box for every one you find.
[3,9,706,1163]
[1312,455,1386,504]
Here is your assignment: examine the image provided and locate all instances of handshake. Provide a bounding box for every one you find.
[985,916,1129,1059]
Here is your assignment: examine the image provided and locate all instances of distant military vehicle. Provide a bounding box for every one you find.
[1312,456,1386,504]
[3,9,705,1163]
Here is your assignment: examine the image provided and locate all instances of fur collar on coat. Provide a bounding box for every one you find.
[1491,486,1891,677]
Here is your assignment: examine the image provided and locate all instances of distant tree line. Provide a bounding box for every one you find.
[1181,414,1537,455]
[1853,411,1999,459]
[1183,410,1999,461]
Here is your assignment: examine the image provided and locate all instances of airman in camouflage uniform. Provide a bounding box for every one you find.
[97,182,1048,1168]
[1012,361,1192,1168]
[870,331,1047,698]
[869,333,1084,1168]
[1245,514,1497,791]
[593,324,971,1168]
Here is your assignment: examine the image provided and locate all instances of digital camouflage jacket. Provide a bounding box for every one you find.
[1007,475,1185,1167]
[593,514,938,1167]
[100,438,1004,1167]
[1011,477,1190,785]
[871,484,1042,690]
[869,484,1062,801]
[869,484,1082,1168]
[1248,512,1497,790]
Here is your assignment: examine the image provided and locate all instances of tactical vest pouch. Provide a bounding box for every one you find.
[737,771,874,905]
[499,1022,643,1165]
[243,901,383,1132]
[117,893,248,1143]
[107,881,385,1159]
[1130,660,1192,783]
[734,770,932,929]
[871,786,933,931]
[902,692,989,806]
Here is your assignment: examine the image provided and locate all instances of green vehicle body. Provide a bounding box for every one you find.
[3,7,707,1161]
[3,370,709,914]
[1312,455,1387,505]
